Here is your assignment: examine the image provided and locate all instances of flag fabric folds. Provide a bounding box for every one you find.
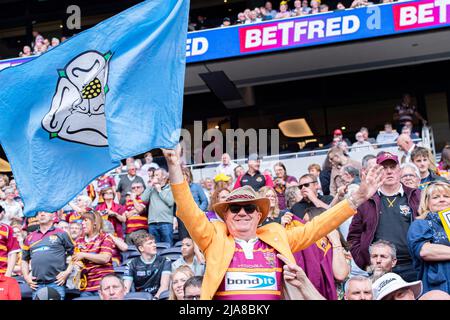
[0,0,189,216]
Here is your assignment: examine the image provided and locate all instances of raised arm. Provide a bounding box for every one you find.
[162,146,215,252]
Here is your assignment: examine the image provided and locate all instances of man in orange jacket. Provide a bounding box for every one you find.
[162,145,384,300]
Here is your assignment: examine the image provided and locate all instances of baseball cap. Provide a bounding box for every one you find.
[248,153,262,161]
[376,152,399,165]
[333,129,343,136]
[223,17,230,22]
[373,273,422,300]
[34,287,61,300]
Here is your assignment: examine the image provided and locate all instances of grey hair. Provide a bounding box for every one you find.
[343,165,360,179]
[156,168,169,179]
[369,239,397,260]
[400,162,420,178]
[344,276,372,294]
[361,154,376,169]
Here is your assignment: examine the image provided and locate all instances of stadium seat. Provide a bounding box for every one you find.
[156,242,171,253]
[158,290,169,300]
[159,247,182,262]
[121,249,141,262]
[124,292,152,300]
[72,295,100,300]
[174,240,183,247]
[114,266,128,275]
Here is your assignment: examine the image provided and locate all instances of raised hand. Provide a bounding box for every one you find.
[352,164,384,208]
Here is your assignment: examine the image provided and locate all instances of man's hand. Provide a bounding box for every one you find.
[302,188,318,202]
[154,183,162,193]
[327,230,341,247]
[162,144,182,167]
[24,273,38,290]
[55,270,70,286]
[72,252,86,262]
[277,254,307,289]
[281,212,293,227]
[351,165,384,208]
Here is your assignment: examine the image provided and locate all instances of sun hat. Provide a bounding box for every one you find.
[213,185,270,224]
[373,273,422,300]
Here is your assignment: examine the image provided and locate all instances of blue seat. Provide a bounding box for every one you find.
[159,247,182,262]
[114,266,128,275]
[156,242,171,250]
[121,250,141,262]
[158,290,169,300]
[174,240,183,247]
[125,292,152,300]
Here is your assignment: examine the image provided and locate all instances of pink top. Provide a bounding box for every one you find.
[214,240,282,300]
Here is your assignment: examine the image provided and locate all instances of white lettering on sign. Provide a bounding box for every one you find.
[186,37,209,57]
[398,0,450,27]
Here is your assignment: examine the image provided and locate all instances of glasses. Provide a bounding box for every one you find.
[299,181,316,189]
[131,186,142,189]
[229,204,257,214]
[184,294,201,300]
[104,191,114,195]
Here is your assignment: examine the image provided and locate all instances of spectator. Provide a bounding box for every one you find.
[411,147,447,189]
[123,232,171,299]
[0,188,23,226]
[169,265,194,300]
[233,165,245,180]
[116,163,146,205]
[140,152,159,175]
[400,163,421,190]
[288,207,349,300]
[394,94,427,131]
[319,155,332,195]
[259,186,287,226]
[0,273,21,300]
[162,146,382,299]
[373,272,450,300]
[68,221,82,241]
[233,153,274,191]
[310,0,321,13]
[171,237,205,276]
[344,276,373,300]
[284,186,302,210]
[98,274,126,300]
[376,123,399,145]
[243,9,252,24]
[401,122,420,139]
[437,146,450,180]
[95,174,117,202]
[215,153,238,180]
[48,37,60,50]
[205,187,230,222]
[103,220,128,267]
[308,163,323,195]
[57,220,69,233]
[352,131,374,152]
[291,174,333,219]
[328,129,351,148]
[236,12,246,24]
[301,0,312,14]
[66,195,92,223]
[142,168,174,245]
[360,127,377,145]
[368,240,397,281]
[292,0,303,16]
[407,181,450,294]
[328,147,362,196]
[249,10,262,23]
[275,1,291,19]
[73,210,114,297]
[19,45,32,57]
[201,177,215,201]
[351,0,372,8]
[95,187,126,239]
[183,168,208,211]
[397,133,416,163]
[183,276,203,300]
[264,1,278,19]
[320,4,329,12]
[348,152,421,282]
[123,182,148,245]
[221,17,231,27]
[0,207,20,277]
[213,173,232,191]
[336,2,346,10]
[273,162,298,209]
[22,211,74,300]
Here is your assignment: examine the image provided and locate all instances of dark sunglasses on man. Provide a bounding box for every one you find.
[228,204,258,214]
[299,181,316,189]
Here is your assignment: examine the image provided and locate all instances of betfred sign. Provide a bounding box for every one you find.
[393,0,450,31]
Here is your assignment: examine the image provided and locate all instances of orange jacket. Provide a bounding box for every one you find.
[171,181,356,300]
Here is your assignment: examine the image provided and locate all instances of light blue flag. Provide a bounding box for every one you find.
[0,0,189,216]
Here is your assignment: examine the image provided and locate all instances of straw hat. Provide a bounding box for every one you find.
[213,185,270,224]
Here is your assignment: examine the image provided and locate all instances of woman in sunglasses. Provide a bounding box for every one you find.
[162,145,384,300]
[407,181,450,294]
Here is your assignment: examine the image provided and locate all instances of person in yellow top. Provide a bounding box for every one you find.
[162,146,384,300]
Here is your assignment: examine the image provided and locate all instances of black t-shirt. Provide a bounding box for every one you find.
[374,194,413,264]
[123,255,171,295]
[239,171,268,191]
[291,195,334,219]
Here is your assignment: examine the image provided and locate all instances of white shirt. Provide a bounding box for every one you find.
[215,161,238,179]
[378,184,404,197]
[0,200,23,226]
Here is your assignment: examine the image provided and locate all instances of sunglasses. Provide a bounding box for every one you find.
[299,181,316,189]
[228,204,258,214]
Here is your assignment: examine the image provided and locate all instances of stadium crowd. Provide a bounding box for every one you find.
[1,96,450,301]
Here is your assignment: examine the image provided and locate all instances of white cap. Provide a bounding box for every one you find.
[373,273,422,300]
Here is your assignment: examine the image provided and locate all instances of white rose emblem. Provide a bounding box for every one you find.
[42,50,112,147]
